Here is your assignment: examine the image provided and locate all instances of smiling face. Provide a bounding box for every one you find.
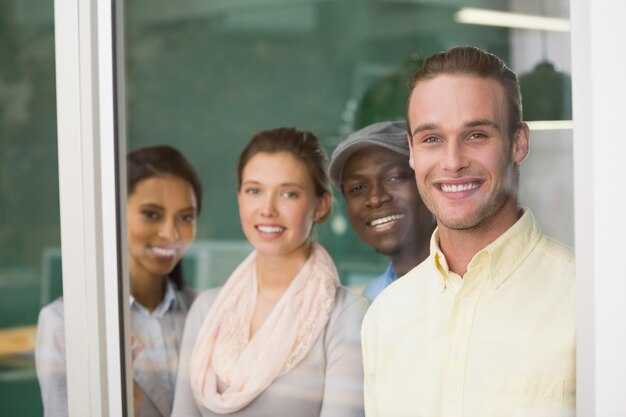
[127,175,197,283]
[407,74,529,232]
[342,146,432,258]
[238,151,330,260]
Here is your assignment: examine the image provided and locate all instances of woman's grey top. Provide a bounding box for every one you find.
[171,286,367,417]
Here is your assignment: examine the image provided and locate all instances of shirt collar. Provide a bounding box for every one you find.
[129,278,178,318]
[429,209,542,291]
[430,230,449,292]
[385,263,398,282]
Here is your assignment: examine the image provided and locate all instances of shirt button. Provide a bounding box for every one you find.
[461,297,468,305]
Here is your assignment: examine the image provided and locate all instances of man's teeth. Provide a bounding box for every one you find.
[369,214,405,227]
[257,226,284,233]
[441,183,479,193]
[152,247,176,257]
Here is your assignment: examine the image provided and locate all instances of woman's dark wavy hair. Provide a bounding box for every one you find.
[127,145,203,290]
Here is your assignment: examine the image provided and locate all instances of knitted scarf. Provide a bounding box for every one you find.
[189,243,339,413]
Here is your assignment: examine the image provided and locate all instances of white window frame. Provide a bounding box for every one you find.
[54,0,132,415]
[571,0,626,416]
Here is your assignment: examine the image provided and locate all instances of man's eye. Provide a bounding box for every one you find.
[468,133,487,140]
[245,188,260,195]
[283,191,298,198]
[348,184,365,194]
[388,174,407,182]
[423,136,440,143]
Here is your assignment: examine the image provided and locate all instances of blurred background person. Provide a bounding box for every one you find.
[36,145,203,417]
[329,121,434,303]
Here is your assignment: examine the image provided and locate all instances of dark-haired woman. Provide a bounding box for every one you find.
[172,128,366,417]
[36,146,203,417]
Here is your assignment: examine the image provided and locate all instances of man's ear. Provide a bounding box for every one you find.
[511,123,530,164]
[408,134,415,170]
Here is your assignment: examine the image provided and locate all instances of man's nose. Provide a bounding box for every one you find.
[441,141,469,173]
[365,183,392,208]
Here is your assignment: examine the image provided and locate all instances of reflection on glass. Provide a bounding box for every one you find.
[36,147,202,417]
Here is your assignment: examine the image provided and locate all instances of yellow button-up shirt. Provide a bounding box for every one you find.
[362,210,575,417]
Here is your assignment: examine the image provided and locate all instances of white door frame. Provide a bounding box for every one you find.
[54,0,131,415]
[571,0,626,416]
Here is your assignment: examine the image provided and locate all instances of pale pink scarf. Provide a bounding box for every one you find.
[189,243,339,414]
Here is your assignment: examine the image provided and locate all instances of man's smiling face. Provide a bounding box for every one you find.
[407,74,528,232]
[342,146,432,257]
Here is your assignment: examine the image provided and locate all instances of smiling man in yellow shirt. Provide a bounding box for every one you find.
[361,46,575,417]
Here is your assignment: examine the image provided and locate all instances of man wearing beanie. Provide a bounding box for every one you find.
[329,121,434,303]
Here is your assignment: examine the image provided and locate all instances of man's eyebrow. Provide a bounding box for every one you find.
[344,160,410,180]
[343,172,364,181]
[411,120,501,137]
[464,119,500,130]
[411,123,439,137]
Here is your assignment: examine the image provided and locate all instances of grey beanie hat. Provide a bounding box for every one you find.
[329,121,409,189]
